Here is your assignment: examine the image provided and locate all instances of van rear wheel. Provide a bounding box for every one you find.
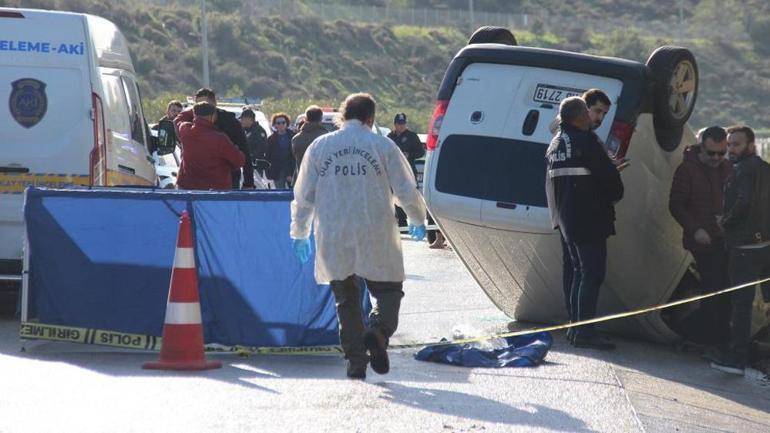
[646,46,698,151]
[467,26,517,46]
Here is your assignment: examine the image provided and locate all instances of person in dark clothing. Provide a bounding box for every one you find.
[557,89,613,325]
[387,113,424,175]
[239,108,269,177]
[178,88,254,189]
[175,102,245,190]
[669,126,732,343]
[265,112,295,189]
[709,125,770,375]
[546,97,624,350]
[149,100,183,154]
[388,113,425,228]
[292,105,327,175]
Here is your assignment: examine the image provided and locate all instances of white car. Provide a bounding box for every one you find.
[421,33,767,342]
[153,150,179,189]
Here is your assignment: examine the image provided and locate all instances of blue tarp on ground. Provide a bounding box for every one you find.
[414,332,552,367]
[23,187,368,348]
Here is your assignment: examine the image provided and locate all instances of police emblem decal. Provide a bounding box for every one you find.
[10,78,48,129]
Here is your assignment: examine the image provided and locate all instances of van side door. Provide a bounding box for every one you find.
[120,75,155,184]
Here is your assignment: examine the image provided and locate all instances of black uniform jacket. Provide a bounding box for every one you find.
[387,129,424,174]
[545,123,624,243]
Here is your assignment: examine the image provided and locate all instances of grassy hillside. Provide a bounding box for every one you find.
[4,0,770,132]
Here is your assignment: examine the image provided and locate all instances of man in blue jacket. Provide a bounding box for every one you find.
[546,97,624,350]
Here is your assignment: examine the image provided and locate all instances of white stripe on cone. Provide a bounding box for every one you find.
[173,247,195,269]
[164,302,202,325]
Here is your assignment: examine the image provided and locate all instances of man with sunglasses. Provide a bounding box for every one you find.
[669,126,732,343]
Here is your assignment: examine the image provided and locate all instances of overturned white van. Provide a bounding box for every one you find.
[423,38,769,342]
[0,8,156,287]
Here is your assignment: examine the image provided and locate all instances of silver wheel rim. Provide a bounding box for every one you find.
[668,60,696,121]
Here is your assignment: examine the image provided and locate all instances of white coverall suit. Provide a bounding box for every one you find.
[290,119,426,364]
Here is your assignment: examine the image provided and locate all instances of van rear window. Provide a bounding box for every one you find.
[435,134,547,207]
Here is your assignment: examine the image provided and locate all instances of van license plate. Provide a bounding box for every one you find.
[533,84,584,104]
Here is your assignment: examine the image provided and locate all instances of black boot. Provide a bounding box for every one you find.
[364,329,390,375]
[346,360,367,380]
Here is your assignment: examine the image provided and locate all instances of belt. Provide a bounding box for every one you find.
[548,167,592,178]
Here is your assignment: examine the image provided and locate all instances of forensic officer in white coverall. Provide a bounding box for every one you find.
[290,93,427,379]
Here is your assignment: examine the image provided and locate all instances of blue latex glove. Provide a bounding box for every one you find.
[408,224,426,241]
[292,238,312,264]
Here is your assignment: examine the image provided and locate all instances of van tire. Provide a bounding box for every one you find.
[646,46,698,135]
[467,26,517,46]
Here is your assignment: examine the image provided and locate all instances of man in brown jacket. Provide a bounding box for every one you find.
[669,126,732,341]
[292,105,328,174]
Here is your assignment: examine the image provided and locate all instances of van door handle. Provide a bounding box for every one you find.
[496,202,517,210]
[522,110,540,136]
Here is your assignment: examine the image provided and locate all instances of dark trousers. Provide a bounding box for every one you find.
[330,276,404,364]
[564,237,607,336]
[726,245,770,364]
[427,212,438,244]
[560,232,574,317]
[395,205,407,227]
[691,245,731,342]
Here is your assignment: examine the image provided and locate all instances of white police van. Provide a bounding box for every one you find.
[0,8,156,290]
[420,29,750,342]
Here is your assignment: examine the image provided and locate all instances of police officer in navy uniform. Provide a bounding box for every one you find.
[388,113,424,226]
[546,97,624,350]
[387,113,424,174]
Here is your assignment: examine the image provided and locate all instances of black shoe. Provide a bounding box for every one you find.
[572,332,616,351]
[346,361,367,380]
[364,329,390,375]
[709,352,745,376]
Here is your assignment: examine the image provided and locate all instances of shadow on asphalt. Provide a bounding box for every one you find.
[375,382,595,432]
[4,348,282,393]
[544,326,770,418]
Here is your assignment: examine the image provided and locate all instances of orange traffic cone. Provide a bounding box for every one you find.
[143,211,222,371]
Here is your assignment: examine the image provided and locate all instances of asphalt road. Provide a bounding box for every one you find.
[0,238,768,433]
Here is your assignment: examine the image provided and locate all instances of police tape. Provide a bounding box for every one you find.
[20,322,161,351]
[20,277,770,355]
